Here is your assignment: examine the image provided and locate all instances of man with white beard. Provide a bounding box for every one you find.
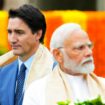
[23,23,105,105]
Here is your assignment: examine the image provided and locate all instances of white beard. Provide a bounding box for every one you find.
[62,50,95,74]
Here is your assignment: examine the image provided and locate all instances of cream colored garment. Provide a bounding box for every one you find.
[25,44,53,89]
[66,74,90,102]
[46,65,105,105]
[0,44,54,89]
[0,50,17,67]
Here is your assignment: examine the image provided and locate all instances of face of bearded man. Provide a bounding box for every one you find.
[61,49,95,74]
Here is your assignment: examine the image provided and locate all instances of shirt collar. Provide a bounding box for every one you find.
[18,55,35,71]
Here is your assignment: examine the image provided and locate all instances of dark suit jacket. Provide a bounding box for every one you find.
[0,60,18,105]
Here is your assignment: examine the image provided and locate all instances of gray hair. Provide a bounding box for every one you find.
[50,23,82,52]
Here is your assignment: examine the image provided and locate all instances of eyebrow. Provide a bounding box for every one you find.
[74,42,92,46]
[7,28,25,32]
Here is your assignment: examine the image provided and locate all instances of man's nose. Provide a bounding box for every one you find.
[8,34,18,43]
[84,46,93,57]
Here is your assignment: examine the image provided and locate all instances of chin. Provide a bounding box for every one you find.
[79,63,95,74]
[12,50,22,56]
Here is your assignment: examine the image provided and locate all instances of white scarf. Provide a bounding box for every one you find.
[46,65,105,105]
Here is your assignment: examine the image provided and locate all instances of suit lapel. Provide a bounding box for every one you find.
[8,60,18,105]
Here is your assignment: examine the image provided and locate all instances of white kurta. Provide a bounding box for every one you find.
[23,76,48,105]
[66,74,90,102]
[23,72,105,105]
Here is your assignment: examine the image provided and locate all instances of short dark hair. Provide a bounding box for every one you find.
[8,4,46,43]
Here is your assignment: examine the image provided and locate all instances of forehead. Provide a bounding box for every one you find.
[8,18,28,29]
[64,29,91,46]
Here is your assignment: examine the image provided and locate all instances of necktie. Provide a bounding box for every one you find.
[15,63,26,105]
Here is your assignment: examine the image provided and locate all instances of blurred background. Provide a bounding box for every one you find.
[0,0,105,11]
[0,0,105,77]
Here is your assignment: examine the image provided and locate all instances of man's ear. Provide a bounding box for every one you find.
[35,30,42,41]
[52,49,63,63]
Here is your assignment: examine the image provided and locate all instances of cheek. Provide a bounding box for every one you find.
[73,56,84,65]
[27,37,36,48]
[28,38,36,46]
[21,35,36,44]
[68,53,83,64]
[8,37,10,42]
[28,35,36,43]
[8,35,12,42]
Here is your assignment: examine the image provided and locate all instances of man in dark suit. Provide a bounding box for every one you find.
[0,4,54,105]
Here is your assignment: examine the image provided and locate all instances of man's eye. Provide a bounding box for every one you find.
[88,43,93,49]
[16,30,25,35]
[73,45,85,51]
[8,30,12,34]
[77,45,85,50]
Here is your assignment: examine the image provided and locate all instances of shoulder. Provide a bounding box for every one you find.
[0,60,18,88]
[0,60,18,69]
[90,73,105,83]
[0,51,17,67]
[0,60,18,74]
[97,76,105,85]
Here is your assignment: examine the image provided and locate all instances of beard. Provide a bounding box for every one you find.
[61,50,95,74]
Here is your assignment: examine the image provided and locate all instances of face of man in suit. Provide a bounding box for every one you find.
[8,17,42,61]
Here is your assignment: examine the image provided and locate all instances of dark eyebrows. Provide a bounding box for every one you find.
[7,28,25,34]
[14,29,25,34]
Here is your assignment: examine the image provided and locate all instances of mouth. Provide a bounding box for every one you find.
[82,60,93,65]
[11,45,20,49]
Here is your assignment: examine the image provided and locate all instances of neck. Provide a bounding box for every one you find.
[19,43,40,62]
